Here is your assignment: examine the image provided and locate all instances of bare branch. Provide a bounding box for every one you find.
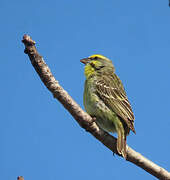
[22,34,170,180]
[17,176,24,180]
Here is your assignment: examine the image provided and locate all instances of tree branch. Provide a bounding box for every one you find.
[17,176,24,180]
[22,34,170,180]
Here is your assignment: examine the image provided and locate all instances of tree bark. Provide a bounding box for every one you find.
[17,176,24,180]
[22,34,170,180]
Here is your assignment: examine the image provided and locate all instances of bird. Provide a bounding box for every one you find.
[80,54,136,159]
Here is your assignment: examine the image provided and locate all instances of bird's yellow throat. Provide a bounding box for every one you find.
[84,63,95,79]
[84,61,100,79]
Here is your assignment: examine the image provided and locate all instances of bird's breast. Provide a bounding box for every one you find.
[83,79,116,132]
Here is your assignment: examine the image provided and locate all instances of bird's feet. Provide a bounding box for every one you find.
[85,116,97,132]
[91,116,97,123]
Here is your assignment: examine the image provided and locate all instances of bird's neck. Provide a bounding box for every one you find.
[84,64,96,79]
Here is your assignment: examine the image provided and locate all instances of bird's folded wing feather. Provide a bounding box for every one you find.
[95,74,136,133]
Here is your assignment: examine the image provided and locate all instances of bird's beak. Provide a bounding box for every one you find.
[80,58,90,64]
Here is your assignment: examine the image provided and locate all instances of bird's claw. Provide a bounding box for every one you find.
[85,117,97,132]
[91,117,96,123]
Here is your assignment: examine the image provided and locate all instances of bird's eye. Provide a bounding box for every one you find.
[90,62,96,68]
[93,56,98,60]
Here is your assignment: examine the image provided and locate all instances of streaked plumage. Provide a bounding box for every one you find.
[81,54,135,159]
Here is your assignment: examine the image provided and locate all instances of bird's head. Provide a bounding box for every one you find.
[80,54,115,79]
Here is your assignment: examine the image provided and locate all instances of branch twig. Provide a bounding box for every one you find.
[17,176,24,180]
[22,34,170,180]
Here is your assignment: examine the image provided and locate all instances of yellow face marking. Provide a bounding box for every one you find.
[84,63,95,79]
[84,60,103,79]
[89,54,107,60]
[90,60,99,65]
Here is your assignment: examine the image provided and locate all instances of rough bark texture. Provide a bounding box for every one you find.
[17,176,24,180]
[22,34,170,180]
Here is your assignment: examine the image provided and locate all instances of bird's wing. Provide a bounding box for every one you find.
[95,73,136,133]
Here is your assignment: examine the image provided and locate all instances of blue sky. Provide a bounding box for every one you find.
[0,0,170,179]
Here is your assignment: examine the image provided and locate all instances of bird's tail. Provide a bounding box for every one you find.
[115,121,127,159]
